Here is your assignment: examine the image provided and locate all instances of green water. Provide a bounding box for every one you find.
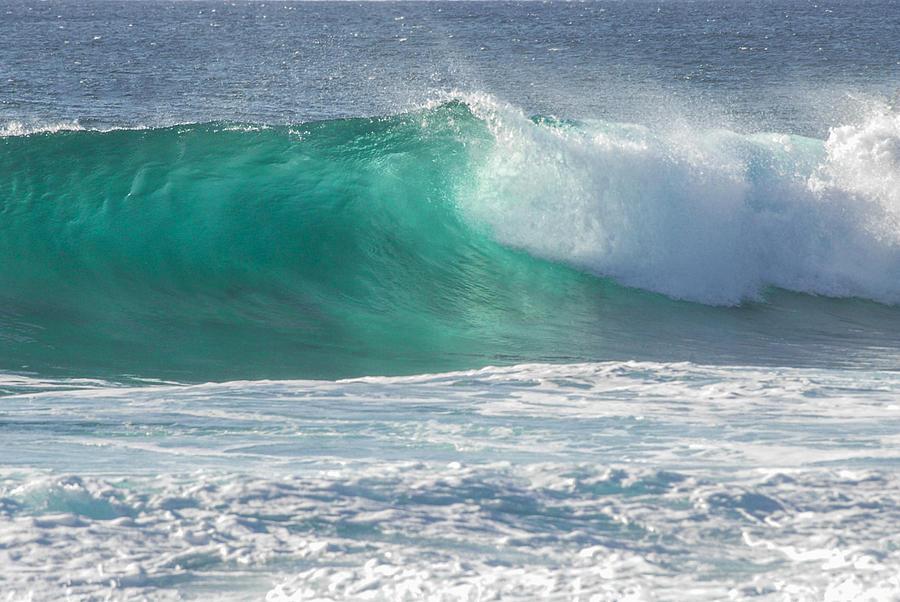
[2,103,898,381]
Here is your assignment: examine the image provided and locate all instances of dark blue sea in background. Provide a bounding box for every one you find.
[1,1,900,599]
[4,0,900,134]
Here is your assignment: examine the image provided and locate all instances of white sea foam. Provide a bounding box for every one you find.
[0,120,160,138]
[1,362,899,599]
[1,464,898,601]
[455,94,900,305]
[0,120,86,137]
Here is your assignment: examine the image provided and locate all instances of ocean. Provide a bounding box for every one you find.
[1,0,899,599]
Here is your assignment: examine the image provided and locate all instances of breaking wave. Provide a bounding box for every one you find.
[2,97,898,380]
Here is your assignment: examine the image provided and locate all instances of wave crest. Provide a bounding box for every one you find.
[459,95,900,305]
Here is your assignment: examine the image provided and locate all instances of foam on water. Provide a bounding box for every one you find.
[0,120,86,138]
[459,94,900,305]
[1,362,899,600]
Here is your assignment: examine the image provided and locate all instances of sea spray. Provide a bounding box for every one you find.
[460,96,900,305]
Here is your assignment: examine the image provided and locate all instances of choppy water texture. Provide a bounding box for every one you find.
[3,364,900,600]
[1,0,900,600]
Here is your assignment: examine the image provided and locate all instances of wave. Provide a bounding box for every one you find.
[2,98,899,380]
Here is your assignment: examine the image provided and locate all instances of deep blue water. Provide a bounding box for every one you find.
[3,0,899,134]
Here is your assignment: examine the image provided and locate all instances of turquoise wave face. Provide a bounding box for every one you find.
[0,103,587,379]
[2,103,899,381]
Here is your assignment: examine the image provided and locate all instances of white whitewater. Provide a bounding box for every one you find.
[1,362,899,600]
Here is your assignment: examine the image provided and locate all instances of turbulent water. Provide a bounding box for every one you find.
[2,0,900,600]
